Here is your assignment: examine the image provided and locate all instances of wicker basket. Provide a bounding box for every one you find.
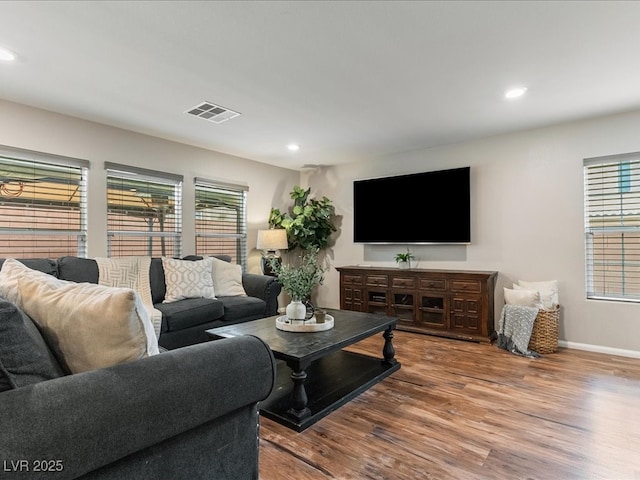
[528,305,560,354]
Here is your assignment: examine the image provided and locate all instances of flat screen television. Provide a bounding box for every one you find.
[353,166,471,244]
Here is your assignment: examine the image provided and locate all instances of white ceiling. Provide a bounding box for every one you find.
[2,1,640,170]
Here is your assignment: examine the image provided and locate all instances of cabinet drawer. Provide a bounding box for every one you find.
[392,276,416,289]
[366,275,388,287]
[450,280,481,293]
[343,274,363,285]
[419,278,446,291]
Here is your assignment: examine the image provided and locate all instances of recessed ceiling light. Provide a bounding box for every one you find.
[0,47,15,62]
[505,87,527,99]
[287,144,300,152]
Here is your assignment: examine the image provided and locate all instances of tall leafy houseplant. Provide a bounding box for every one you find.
[268,186,337,252]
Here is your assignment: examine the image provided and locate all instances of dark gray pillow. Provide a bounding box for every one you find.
[0,297,66,392]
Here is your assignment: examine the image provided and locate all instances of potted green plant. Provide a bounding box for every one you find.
[268,248,325,321]
[268,186,337,252]
[394,249,414,269]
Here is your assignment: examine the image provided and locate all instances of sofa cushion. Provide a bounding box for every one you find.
[162,257,216,303]
[218,296,267,323]
[58,256,99,283]
[0,258,58,277]
[154,298,225,332]
[1,258,159,373]
[210,256,247,297]
[0,297,66,391]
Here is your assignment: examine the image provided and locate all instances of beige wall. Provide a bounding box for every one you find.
[3,98,640,355]
[309,110,640,356]
[0,99,299,273]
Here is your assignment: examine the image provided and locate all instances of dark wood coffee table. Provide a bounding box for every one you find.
[206,309,400,432]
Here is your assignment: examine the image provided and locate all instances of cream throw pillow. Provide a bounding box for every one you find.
[210,256,246,297]
[517,280,559,309]
[504,287,543,309]
[162,257,216,303]
[0,258,159,374]
[95,256,162,338]
[0,260,22,305]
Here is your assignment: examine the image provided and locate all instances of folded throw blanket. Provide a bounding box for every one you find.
[497,304,541,358]
[95,257,163,338]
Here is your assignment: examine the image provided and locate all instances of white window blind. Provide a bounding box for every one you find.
[584,152,640,302]
[194,178,248,269]
[0,145,88,259]
[106,163,183,258]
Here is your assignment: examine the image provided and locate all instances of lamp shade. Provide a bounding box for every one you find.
[257,229,288,251]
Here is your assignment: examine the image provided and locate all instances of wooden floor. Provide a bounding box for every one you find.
[259,331,640,480]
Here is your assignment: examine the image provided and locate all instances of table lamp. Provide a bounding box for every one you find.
[257,229,288,276]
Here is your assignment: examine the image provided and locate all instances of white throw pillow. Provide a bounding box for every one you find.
[1,258,159,374]
[517,280,559,309]
[95,256,162,338]
[162,257,216,303]
[504,287,543,309]
[210,256,247,297]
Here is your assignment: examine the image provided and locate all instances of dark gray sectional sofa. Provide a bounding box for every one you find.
[0,293,276,479]
[0,256,282,350]
[0,256,280,478]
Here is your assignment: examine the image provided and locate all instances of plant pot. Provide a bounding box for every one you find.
[398,261,410,269]
[286,300,306,321]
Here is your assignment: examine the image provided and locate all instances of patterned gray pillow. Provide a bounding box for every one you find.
[161,257,216,303]
[0,298,66,392]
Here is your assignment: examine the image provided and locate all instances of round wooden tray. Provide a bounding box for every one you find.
[275,314,334,332]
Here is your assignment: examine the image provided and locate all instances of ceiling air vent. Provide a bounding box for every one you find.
[186,102,240,124]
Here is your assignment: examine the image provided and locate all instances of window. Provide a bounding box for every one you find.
[106,162,182,257]
[584,152,640,301]
[194,177,247,268]
[0,145,88,259]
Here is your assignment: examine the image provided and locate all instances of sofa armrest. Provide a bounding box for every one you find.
[242,273,282,316]
[0,336,275,480]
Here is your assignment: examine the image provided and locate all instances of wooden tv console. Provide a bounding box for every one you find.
[337,266,498,342]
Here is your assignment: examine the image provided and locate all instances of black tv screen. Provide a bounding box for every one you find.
[353,166,471,244]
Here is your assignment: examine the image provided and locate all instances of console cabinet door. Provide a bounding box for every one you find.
[342,274,364,312]
[450,294,482,334]
[419,292,448,330]
[390,276,416,326]
[366,289,389,316]
[449,278,483,334]
[418,276,447,330]
[344,286,364,312]
[365,274,389,315]
[390,290,415,327]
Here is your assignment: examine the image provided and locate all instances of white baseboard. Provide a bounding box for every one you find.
[559,340,640,359]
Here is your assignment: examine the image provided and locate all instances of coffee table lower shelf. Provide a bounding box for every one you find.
[259,350,400,432]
